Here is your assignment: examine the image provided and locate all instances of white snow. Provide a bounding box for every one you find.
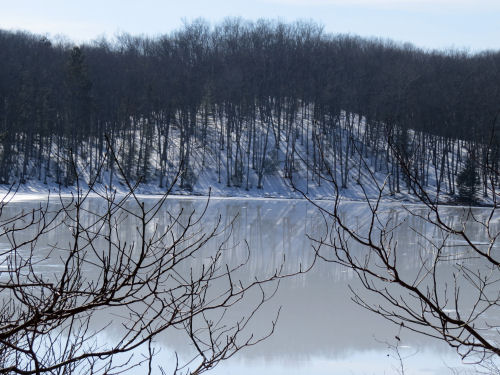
[0,105,489,205]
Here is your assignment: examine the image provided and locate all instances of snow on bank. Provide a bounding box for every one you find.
[0,162,404,204]
[0,176,425,205]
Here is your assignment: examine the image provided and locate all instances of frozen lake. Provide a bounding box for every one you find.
[1,196,497,375]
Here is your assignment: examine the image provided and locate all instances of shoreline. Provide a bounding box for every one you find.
[0,184,492,209]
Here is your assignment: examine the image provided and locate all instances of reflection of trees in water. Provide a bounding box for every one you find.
[0,193,292,375]
[102,200,495,362]
[3,198,494,367]
[5,199,495,280]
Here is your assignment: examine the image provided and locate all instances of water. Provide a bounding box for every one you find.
[1,196,497,374]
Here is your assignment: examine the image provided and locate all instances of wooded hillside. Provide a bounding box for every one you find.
[1,19,499,199]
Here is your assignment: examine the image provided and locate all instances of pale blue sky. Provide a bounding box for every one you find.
[0,0,499,51]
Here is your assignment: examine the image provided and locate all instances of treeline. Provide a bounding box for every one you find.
[1,19,499,197]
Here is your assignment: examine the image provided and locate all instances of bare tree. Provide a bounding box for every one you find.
[301,132,500,367]
[0,149,292,375]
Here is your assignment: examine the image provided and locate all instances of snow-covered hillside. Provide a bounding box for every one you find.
[0,105,481,204]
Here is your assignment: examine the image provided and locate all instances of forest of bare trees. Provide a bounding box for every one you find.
[1,19,499,201]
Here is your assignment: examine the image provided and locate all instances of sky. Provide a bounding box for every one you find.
[0,0,499,52]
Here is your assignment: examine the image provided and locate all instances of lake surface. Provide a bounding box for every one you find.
[2,196,498,375]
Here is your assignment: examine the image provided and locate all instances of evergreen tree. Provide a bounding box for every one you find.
[456,154,479,204]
